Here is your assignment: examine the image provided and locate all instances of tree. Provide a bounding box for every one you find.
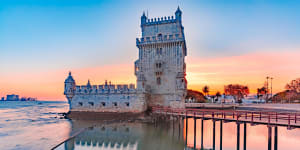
[186,89,207,103]
[224,84,249,103]
[285,78,300,93]
[257,87,268,100]
[202,85,209,96]
[215,91,221,102]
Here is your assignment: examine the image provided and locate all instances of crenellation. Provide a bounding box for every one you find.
[144,15,177,25]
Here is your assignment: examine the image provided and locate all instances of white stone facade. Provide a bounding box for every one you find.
[135,7,187,108]
[64,7,187,112]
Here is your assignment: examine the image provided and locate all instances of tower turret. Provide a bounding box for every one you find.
[175,6,182,23]
[141,11,147,26]
[64,72,76,100]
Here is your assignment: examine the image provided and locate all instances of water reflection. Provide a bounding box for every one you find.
[56,119,185,150]
[55,116,300,150]
[184,118,300,150]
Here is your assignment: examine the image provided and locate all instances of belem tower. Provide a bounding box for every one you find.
[64,7,187,113]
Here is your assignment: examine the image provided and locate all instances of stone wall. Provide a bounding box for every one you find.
[70,93,144,113]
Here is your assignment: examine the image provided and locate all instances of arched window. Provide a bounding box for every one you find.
[88,102,94,106]
[157,77,161,85]
[158,33,162,40]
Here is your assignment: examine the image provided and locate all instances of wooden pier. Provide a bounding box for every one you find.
[152,106,300,128]
[152,106,300,150]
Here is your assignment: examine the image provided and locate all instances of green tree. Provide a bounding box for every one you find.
[215,91,221,101]
[202,85,209,96]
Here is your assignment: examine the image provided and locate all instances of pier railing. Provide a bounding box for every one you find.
[152,106,300,128]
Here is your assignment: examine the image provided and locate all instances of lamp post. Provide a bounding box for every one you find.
[270,77,273,103]
[266,76,270,102]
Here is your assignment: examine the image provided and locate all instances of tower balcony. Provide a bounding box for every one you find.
[136,34,185,46]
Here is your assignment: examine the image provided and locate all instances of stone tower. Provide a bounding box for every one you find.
[135,7,187,108]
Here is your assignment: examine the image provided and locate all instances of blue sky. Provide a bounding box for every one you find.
[1,0,299,72]
[0,0,300,99]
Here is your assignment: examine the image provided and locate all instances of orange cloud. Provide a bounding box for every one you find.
[0,50,299,100]
[186,50,300,94]
[0,64,136,101]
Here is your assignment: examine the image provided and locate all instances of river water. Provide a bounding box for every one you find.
[1,101,300,150]
[0,101,70,150]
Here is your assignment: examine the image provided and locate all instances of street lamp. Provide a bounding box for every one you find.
[270,77,273,102]
[266,76,269,102]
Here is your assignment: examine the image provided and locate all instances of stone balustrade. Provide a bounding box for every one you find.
[136,34,184,46]
[75,84,136,94]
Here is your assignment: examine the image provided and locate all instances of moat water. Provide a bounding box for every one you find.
[1,101,300,150]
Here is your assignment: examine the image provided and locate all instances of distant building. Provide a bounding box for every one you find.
[6,94,19,101]
[1,97,4,101]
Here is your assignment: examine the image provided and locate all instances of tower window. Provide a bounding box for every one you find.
[78,102,83,106]
[156,63,162,68]
[88,102,94,106]
[157,77,161,85]
[101,102,106,107]
[125,102,130,107]
[113,102,118,106]
[158,33,162,40]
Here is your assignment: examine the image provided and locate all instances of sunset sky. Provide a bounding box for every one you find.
[0,0,300,100]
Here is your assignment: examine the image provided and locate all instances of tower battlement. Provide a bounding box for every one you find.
[141,7,182,26]
[143,16,177,25]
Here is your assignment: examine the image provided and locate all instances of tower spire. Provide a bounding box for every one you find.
[141,10,147,26]
[175,6,182,23]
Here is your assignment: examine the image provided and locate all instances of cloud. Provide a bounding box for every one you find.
[186,49,300,94]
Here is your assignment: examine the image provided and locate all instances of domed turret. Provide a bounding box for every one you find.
[64,72,76,100]
[65,72,75,83]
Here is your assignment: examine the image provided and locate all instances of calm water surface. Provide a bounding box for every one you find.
[0,101,71,150]
[1,101,300,150]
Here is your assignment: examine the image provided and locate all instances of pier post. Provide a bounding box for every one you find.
[260,112,262,120]
[243,123,247,150]
[237,123,240,150]
[185,117,188,146]
[274,126,278,150]
[213,120,216,150]
[220,120,223,150]
[178,117,181,140]
[268,126,272,150]
[194,118,197,149]
[201,119,204,149]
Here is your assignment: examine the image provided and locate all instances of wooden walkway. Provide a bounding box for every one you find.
[152,107,300,128]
